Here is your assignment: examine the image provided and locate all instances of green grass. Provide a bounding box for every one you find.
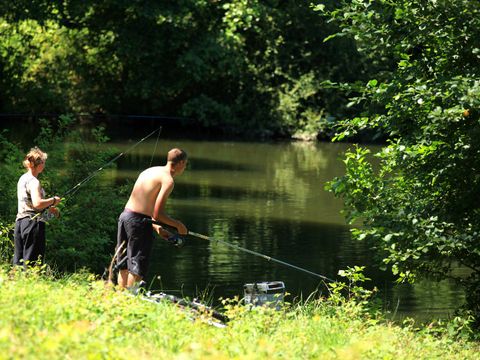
[0,266,478,359]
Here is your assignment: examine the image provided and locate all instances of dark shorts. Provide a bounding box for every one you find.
[13,217,46,266]
[116,209,153,279]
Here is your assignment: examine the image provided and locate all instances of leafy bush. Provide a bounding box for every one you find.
[0,116,124,272]
[321,0,480,326]
[0,222,14,263]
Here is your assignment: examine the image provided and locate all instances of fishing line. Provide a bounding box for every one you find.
[149,126,162,167]
[64,126,162,199]
[151,220,334,283]
[32,126,162,220]
[188,231,335,283]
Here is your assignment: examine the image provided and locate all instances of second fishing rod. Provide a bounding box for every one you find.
[33,126,163,220]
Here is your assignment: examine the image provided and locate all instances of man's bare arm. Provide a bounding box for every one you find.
[152,181,187,234]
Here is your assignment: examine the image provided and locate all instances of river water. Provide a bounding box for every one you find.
[1,118,465,321]
[109,130,464,321]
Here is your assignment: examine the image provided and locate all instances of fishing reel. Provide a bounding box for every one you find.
[166,234,185,248]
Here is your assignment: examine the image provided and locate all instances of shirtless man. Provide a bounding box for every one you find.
[116,148,188,288]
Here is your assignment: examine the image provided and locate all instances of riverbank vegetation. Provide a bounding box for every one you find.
[0,116,123,272]
[2,119,478,356]
[0,265,478,359]
[322,0,480,328]
[2,0,480,351]
[0,1,373,139]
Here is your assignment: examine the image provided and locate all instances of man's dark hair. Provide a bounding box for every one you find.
[167,148,187,165]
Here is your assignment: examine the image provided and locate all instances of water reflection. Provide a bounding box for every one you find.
[109,137,464,320]
[2,118,464,320]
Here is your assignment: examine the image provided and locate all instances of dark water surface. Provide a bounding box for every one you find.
[1,118,465,321]
[109,134,465,321]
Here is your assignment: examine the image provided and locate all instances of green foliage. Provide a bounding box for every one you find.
[0,222,14,263]
[0,130,23,262]
[0,116,124,271]
[0,1,370,138]
[1,266,478,359]
[0,134,24,219]
[0,18,119,112]
[324,266,381,322]
[322,0,480,325]
[39,117,124,272]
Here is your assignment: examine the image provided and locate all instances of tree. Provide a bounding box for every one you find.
[320,0,480,324]
[0,0,369,138]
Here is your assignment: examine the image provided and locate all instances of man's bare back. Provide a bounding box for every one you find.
[125,166,173,218]
[124,150,188,235]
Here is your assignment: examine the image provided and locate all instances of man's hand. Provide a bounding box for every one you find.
[176,221,188,235]
[152,224,172,239]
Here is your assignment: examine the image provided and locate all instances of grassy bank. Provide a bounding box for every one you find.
[0,267,478,359]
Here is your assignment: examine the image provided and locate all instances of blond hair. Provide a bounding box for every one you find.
[23,147,48,169]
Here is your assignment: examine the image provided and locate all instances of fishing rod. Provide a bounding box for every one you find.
[150,220,334,283]
[63,126,162,198]
[33,126,162,220]
[188,231,335,283]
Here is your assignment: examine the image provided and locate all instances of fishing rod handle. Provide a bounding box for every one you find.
[30,195,64,221]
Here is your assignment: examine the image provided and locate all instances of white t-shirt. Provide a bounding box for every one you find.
[16,172,47,221]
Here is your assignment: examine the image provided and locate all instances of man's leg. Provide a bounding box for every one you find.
[127,272,142,288]
[116,213,129,288]
[119,211,152,289]
[118,269,129,288]
[117,270,142,288]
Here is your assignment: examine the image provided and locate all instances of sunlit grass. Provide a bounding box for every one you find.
[0,266,478,359]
